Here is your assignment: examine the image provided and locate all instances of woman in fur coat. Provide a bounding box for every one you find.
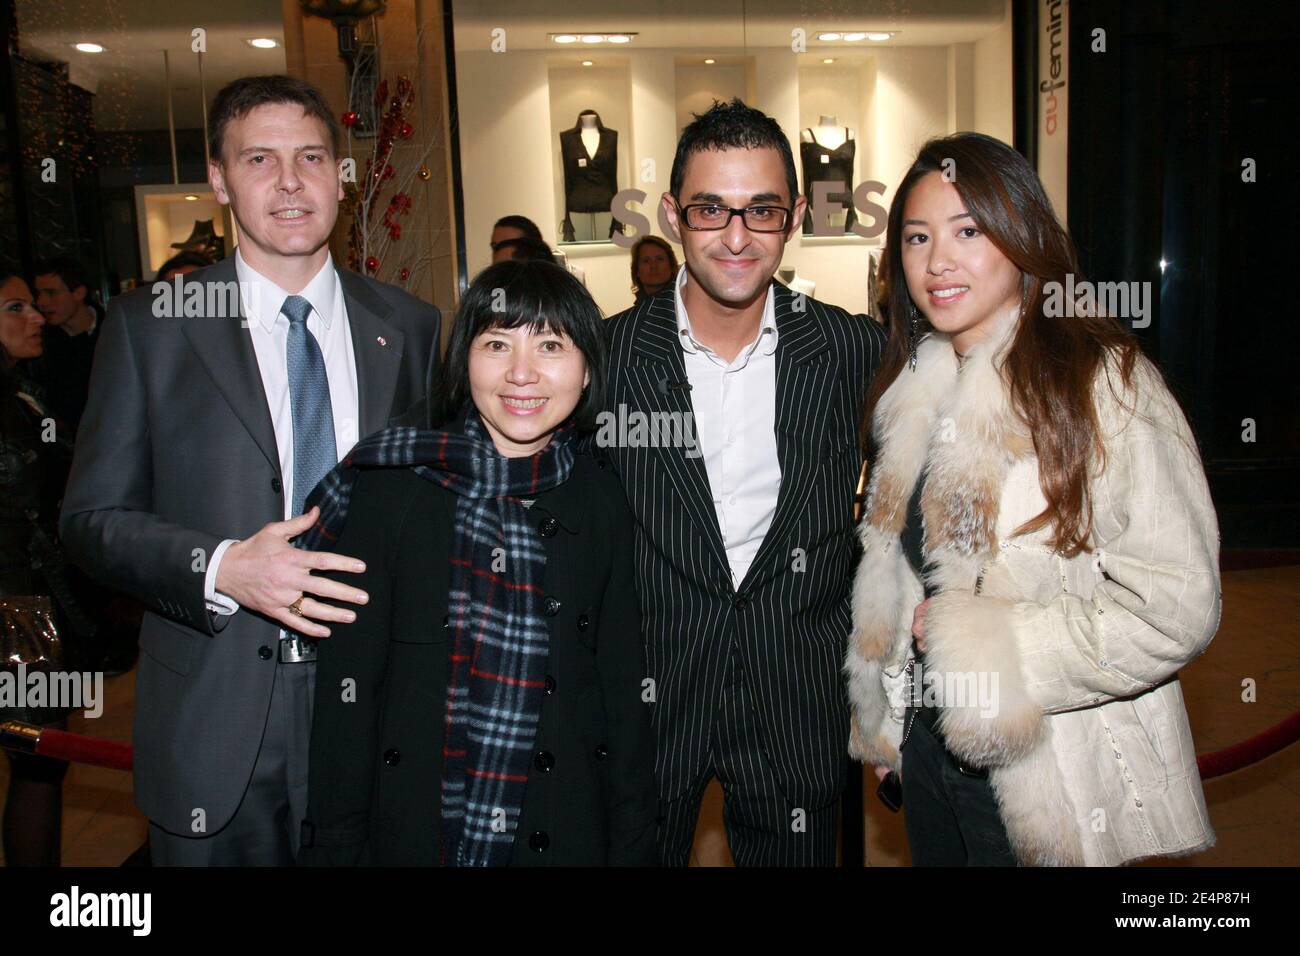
[846,133,1221,866]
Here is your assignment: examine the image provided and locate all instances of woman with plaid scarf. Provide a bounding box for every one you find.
[297,259,658,866]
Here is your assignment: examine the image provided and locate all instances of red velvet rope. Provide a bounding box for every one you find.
[32,728,133,772]
[1196,710,1300,780]
[6,711,1299,781]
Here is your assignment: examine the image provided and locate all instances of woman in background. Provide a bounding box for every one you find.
[0,273,75,866]
[846,134,1220,866]
[629,235,678,303]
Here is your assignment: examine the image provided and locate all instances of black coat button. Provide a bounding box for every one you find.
[257,645,273,660]
[539,517,559,538]
[544,674,555,695]
[594,744,609,761]
[271,477,283,494]
[384,748,401,766]
[733,594,749,610]
[576,613,589,632]
[534,751,555,772]
[543,596,561,617]
[528,831,550,852]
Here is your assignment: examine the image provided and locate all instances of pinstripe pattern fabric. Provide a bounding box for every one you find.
[658,648,839,865]
[603,281,887,830]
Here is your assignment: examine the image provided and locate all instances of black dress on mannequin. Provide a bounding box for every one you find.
[559,110,621,241]
[800,127,858,235]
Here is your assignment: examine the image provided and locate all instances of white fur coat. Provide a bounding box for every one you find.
[846,314,1221,866]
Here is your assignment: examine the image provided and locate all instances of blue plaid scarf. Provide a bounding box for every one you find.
[296,408,576,866]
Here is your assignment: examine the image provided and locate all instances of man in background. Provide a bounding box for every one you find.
[31,256,102,429]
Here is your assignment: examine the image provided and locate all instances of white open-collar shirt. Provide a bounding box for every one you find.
[674,265,781,588]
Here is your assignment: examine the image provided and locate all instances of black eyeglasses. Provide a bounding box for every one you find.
[677,203,792,233]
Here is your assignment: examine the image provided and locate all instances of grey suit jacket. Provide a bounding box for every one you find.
[59,255,440,835]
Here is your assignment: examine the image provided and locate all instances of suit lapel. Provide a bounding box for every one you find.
[179,257,280,472]
[339,269,405,438]
[740,283,833,592]
[626,293,730,576]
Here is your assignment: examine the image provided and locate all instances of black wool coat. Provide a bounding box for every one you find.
[297,448,659,866]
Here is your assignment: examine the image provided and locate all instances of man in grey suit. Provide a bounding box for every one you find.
[60,75,440,865]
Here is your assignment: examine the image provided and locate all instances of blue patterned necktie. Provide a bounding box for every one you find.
[282,294,336,517]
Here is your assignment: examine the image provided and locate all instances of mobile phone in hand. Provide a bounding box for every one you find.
[876,770,902,812]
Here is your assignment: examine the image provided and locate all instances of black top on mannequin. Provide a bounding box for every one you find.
[801,119,857,235]
[559,110,621,241]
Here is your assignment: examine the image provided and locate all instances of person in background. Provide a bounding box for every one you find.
[156,250,214,282]
[0,272,80,866]
[29,257,101,431]
[490,215,544,263]
[299,259,657,866]
[630,235,678,304]
[493,236,559,264]
[847,132,1220,866]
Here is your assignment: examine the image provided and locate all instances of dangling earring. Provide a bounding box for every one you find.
[907,302,920,372]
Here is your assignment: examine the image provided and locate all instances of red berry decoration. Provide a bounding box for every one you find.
[389,224,402,240]
[365,256,379,273]
[341,111,358,128]
[399,122,414,140]
[398,267,410,281]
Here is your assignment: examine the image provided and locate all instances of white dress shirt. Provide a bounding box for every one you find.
[204,249,361,615]
[674,266,781,588]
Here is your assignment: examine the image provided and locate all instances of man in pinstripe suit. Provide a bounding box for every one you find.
[601,100,886,865]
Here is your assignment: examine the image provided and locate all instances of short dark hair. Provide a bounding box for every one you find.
[629,235,679,293]
[432,259,607,432]
[33,256,90,295]
[492,215,543,243]
[208,75,341,162]
[494,236,556,262]
[670,98,800,208]
[156,250,214,280]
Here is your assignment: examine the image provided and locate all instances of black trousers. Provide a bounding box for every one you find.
[901,710,1017,866]
[657,650,837,867]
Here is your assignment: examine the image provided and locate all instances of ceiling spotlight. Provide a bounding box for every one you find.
[553,34,577,43]
[823,58,835,64]
[607,34,631,43]
[704,58,716,64]
[184,194,199,201]
[246,38,278,49]
[817,32,841,42]
[581,34,604,43]
[867,32,893,41]
[582,60,593,66]
[843,32,867,42]
[73,42,104,53]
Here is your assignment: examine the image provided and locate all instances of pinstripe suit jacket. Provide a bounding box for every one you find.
[603,281,886,807]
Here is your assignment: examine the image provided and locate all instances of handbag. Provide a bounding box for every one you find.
[0,594,69,725]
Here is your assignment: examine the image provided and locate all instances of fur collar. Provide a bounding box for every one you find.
[852,307,1031,666]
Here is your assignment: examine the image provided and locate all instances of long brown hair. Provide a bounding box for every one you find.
[866,133,1140,555]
